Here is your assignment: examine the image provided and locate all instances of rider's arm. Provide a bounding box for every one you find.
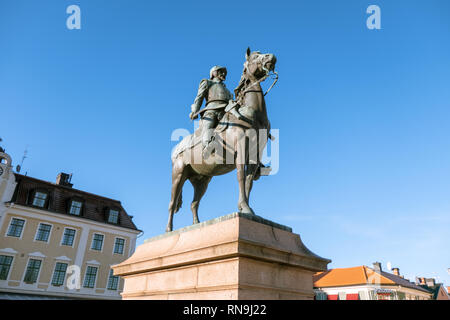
[191,79,208,114]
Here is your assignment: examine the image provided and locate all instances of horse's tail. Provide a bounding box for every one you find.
[174,189,182,214]
[170,152,184,214]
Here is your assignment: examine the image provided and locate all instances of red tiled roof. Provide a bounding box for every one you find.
[314,266,395,287]
[314,266,430,293]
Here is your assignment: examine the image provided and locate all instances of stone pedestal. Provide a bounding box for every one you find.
[112,212,330,300]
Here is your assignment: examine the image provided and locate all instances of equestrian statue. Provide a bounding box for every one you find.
[167,47,278,232]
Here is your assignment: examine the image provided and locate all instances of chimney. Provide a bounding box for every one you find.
[56,172,73,187]
[425,278,436,287]
[373,262,382,272]
[392,268,400,276]
[416,277,426,285]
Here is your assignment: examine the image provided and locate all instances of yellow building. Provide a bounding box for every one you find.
[0,149,142,299]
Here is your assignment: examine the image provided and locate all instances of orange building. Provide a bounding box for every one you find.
[314,262,432,300]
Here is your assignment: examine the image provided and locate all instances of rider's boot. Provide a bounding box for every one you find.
[202,138,216,159]
[202,129,215,160]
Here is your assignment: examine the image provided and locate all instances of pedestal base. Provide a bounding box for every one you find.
[112,213,330,300]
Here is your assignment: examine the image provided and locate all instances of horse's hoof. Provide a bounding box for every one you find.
[166,225,172,233]
[239,204,255,215]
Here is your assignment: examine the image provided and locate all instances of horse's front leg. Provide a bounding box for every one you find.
[236,162,255,215]
[234,129,254,215]
[237,163,251,214]
[245,163,258,202]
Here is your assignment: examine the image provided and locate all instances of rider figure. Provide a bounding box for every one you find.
[189,66,235,158]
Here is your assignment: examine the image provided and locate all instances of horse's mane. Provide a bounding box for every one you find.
[234,51,265,104]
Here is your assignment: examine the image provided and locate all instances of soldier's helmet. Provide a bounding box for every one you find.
[210,65,227,79]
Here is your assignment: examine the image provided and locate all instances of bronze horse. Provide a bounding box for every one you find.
[167,48,277,232]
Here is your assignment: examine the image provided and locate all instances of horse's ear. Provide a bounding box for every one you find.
[246,47,251,59]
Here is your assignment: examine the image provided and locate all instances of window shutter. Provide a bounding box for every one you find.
[46,193,52,210]
[79,201,84,217]
[26,189,35,205]
[103,207,108,221]
[65,198,71,214]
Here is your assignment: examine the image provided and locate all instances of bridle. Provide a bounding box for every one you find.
[236,55,278,102]
[232,54,278,141]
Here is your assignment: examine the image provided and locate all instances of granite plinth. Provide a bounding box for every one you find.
[112,212,330,300]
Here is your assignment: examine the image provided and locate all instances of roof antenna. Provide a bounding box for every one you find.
[16,146,29,173]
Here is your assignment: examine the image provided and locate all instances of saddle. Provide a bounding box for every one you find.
[171,111,255,161]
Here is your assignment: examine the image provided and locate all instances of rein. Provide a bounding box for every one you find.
[264,71,278,96]
[237,70,278,102]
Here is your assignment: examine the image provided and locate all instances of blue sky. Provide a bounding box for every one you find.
[1,0,449,285]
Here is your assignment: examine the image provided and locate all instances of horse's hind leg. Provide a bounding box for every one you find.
[189,175,212,224]
[166,158,188,232]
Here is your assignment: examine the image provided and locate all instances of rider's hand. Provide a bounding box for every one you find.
[189,111,198,120]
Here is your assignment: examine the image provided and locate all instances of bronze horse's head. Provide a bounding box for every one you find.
[244,47,277,80]
[234,47,278,99]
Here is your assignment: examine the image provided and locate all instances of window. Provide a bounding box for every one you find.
[32,191,48,208]
[113,238,125,255]
[91,234,104,251]
[83,266,98,288]
[397,292,406,300]
[35,223,52,242]
[69,200,83,216]
[108,209,119,224]
[107,269,119,291]
[51,262,68,286]
[61,228,76,246]
[377,292,393,300]
[315,291,327,300]
[7,218,25,237]
[0,255,14,280]
[23,259,42,284]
